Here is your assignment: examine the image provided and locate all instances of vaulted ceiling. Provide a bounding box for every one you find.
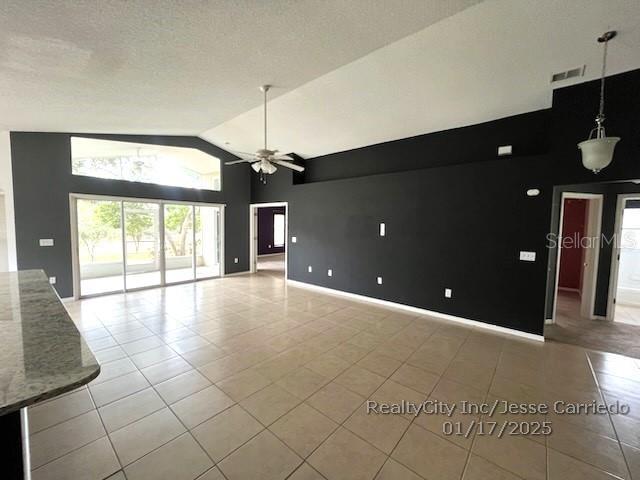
[0,0,479,134]
[2,0,640,158]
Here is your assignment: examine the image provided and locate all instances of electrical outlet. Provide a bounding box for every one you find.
[377,276,383,285]
[379,223,386,237]
[234,257,238,264]
[308,266,313,273]
[291,236,297,243]
[519,251,536,262]
[445,288,452,298]
[327,269,332,277]
[49,276,56,285]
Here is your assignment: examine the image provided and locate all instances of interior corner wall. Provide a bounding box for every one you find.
[10,132,251,297]
[251,69,640,336]
[0,131,17,272]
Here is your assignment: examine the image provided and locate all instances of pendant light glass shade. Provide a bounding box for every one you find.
[579,31,620,174]
[578,136,620,173]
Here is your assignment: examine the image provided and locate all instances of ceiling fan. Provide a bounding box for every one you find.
[224,85,304,182]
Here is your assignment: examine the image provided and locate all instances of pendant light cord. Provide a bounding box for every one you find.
[598,39,608,121]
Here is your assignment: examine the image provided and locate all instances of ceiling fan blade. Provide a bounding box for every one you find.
[273,154,293,160]
[224,159,254,165]
[230,150,258,157]
[272,159,305,172]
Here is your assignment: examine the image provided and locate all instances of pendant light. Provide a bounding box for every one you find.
[578,31,620,173]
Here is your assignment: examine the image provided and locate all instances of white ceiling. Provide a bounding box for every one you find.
[0,0,479,134]
[204,0,640,157]
[2,1,639,159]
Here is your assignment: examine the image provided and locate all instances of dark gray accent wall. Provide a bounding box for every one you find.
[10,133,251,298]
[258,206,286,255]
[302,110,551,183]
[252,69,640,336]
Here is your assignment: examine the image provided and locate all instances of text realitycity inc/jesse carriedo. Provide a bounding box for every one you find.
[365,399,631,417]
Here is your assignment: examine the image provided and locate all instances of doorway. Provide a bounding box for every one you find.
[249,202,287,278]
[71,194,224,298]
[551,193,603,323]
[608,196,640,326]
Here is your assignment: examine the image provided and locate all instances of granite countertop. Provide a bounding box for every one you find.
[0,270,100,416]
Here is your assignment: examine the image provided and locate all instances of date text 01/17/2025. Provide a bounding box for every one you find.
[442,420,552,438]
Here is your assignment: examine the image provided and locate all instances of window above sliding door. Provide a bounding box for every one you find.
[71,137,221,191]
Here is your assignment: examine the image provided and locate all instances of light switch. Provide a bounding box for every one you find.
[308,266,313,273]
[39,238,54,247]
[519,251,536,262]
[445,288,452,298]
[234,257,238,264]
[379,223,386,237]
[327,269,332,277]
[377,276,383,285]
[291,236,297,243]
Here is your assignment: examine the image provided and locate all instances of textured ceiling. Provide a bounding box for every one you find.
[0,0,480,134]
[204,0,640,157]
[2,1,639,158]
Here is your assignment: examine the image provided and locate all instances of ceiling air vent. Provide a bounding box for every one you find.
[551,66,586,83]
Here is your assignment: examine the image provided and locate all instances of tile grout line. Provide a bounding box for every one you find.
[313,322,460,480]
[585,351,634,480]
[459,334,507,480]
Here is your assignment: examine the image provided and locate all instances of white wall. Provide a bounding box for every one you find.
[0,131,17,271]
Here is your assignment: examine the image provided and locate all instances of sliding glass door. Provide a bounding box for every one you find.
[74,196,223,297]
[77,199,124,296]
[164,203,195,284]
[196,206,221,279]
[125,202,161,289]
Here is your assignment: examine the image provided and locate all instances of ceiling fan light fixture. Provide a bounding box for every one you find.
[578,30,620,174]
[263,160,277,174]
[223,84,304,181]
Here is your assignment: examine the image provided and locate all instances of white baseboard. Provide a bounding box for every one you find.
[224,270,251,277]
[258,253,285,258]
[544,318,554,325]
[287,279,544,343]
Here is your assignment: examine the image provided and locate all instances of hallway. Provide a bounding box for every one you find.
[545,291,640,358]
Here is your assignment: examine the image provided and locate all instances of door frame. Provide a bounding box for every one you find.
[70,193,226,299]
[606,194,640,321]
[550,192,603,323]
[249,202,288,278]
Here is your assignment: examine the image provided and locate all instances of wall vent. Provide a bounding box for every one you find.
[551,66,585,83]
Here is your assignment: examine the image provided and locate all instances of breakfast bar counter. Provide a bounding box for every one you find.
[0,270,100,479]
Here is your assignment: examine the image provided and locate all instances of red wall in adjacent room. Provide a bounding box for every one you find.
[558,198,587,291]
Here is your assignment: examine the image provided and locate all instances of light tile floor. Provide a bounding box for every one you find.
[28,272,640,480]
